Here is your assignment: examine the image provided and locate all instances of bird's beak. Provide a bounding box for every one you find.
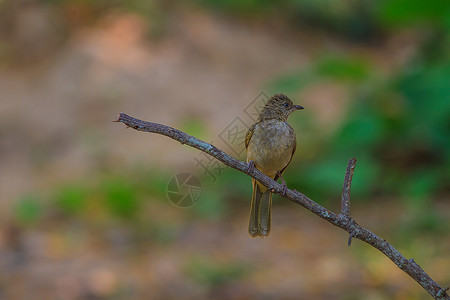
[292,105,304,111]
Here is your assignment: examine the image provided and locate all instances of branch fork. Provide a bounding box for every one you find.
[115,113,449,299]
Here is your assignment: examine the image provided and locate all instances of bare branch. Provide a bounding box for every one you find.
[115,112,449,300]
[341,158,356,246]
[341,158,356,217]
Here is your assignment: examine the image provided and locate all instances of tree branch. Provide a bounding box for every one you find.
[114,112,449,299]
[341,157,356,218]
[341,158,356,246]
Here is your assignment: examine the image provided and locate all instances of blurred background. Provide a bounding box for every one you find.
[0,0,449,299]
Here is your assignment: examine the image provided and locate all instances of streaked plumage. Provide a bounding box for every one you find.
[245,93,303,237]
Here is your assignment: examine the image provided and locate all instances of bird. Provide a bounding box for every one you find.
[245,93,303,238]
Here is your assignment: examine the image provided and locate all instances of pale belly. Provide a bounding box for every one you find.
[247,120,296,178]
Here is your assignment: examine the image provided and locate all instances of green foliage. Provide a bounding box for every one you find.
[197,0,274,15]
[102,177,140,220]
[196,0,449,39]
[285,0,377,39]
[10,165,182,229]
[35,0,450,43]
[267,38,449,207]
[399,63,450,138]
[268,54,374,96]
[376,0,450,29]
[333,111,385,151]
[316,56,372,81]
[134,167,172,201]
[53,184,86,216]
[180,118,208,141]
[403,170,440,205]
[192,185,226,220]
[14,195,43,225]
[215,170,249,194]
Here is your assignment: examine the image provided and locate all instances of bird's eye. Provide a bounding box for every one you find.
[283,102,289,107]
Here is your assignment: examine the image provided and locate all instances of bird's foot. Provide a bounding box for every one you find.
[277,171,288,196]
[247,160,256,174]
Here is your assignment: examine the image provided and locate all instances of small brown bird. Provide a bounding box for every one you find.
[245,93,303,237]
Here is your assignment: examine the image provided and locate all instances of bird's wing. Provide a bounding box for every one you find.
[274,139,296,181]
[245,123,257,149]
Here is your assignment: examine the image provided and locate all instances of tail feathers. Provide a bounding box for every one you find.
[249,180,272,238]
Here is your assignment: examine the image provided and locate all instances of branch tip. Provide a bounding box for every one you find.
[115,113,449,299]
[341,158,357,217]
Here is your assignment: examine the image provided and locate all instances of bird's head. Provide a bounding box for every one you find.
[259,93,304,121]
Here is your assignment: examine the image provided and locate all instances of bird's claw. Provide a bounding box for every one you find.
[281,184,288,196]
[247,160,255,174]
[277,171,288,196]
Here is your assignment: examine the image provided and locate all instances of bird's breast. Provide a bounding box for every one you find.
[246,120,296,178]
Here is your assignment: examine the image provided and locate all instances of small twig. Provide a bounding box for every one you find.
[115,113,449,299]
[341,158,356,217]
[340,158,357,246]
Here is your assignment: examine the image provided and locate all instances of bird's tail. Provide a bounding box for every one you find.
[249,179,272,237]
